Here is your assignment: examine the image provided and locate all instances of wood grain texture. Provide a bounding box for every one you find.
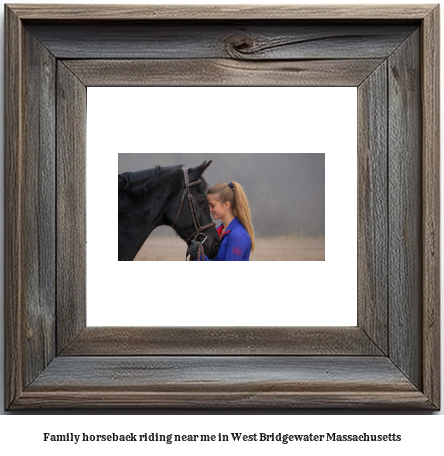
[4,4,440,410]
[56,62,87,353]
[26,22,416,60]
[4,4,24,410]
[64,58,384,87]
[13,356,433,409]
[388,31,422,389]
[28,356,418,391]
[357,62,388,354]
[61,327,383,356]
[5,9,58,409]
[421,6,440,409]
[7,4,435,20]
[21,28,57,387]
[15,390,433,410]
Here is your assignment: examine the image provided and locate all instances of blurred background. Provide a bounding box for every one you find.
[119,153,325,260]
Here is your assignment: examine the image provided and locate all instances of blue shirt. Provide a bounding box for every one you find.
[203,217,251,261]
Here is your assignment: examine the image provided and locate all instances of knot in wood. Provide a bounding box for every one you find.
[224,34,255,59]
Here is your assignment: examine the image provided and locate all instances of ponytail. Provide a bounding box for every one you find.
[208,182,256,251]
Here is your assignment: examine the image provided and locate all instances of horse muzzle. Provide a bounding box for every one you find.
[212,242,220,258]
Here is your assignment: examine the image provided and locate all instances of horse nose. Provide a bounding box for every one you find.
[213,243,220,257]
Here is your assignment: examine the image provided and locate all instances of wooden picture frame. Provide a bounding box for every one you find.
[5,4,440,409]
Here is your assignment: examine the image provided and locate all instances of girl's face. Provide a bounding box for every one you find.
[207,194,229,220]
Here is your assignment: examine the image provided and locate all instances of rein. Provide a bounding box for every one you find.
[170,168,216,260]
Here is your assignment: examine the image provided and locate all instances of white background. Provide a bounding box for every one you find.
[0,0,442,450]
[87,87,357,326]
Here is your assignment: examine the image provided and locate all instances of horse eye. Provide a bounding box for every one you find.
[198,199,206,205]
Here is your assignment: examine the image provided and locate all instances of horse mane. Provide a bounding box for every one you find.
[119,164,211,195]
[119,165,183,195]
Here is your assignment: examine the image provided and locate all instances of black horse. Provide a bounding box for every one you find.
[118,161,220,261]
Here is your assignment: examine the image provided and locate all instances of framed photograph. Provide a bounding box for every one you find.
[5,4,440,409]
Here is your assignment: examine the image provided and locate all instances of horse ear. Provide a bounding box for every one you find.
[118,174,127,190]
[189,160,212,181]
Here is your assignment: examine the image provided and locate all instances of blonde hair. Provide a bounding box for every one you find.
[208,182,255,252]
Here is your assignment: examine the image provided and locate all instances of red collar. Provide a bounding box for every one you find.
[217,225,231,239]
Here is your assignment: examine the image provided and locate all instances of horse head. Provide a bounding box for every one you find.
[165,160,220,260]
[118,161,220,261]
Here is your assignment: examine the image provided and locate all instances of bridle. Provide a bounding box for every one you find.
[170,168,216,247]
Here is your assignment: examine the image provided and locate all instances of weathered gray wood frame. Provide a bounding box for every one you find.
[5,4,440,409]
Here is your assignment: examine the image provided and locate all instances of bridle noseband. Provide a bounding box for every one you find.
[170,168,216,244]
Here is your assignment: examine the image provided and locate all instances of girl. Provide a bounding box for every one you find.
[187,181,255,261]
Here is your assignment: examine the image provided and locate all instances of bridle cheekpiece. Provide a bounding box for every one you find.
[170,168,216,244]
